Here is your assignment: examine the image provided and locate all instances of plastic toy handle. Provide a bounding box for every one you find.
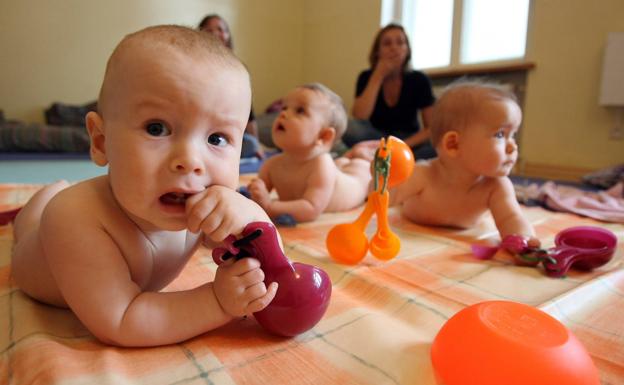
[352,196,377,231]
[326,195,376,265]
[369,190,400,260]
[541,246,583,278]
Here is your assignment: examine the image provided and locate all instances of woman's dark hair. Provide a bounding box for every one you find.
[368,23,411,71]
[198,14,233,49]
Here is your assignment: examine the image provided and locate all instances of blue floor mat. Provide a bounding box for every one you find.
[0,152,264,183]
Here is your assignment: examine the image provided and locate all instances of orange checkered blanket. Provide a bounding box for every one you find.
[1,182,623,384]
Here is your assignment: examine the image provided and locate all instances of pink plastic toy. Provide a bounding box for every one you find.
[213,222,332,337]
[473,226,617,277]
[0,207,21,226]
[542,226,617,277]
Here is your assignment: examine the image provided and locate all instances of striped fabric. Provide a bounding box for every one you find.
[0,122,90,153]
[1,180,623,385]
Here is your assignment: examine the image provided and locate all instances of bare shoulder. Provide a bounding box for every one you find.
[309,153,338,180]
[488,176,515,194]
[46,177,108,211]
[484,176,517,207]
[258,153,281,173]
[389,160,431,204]
[406,160,433,189]
[42,176,113,228]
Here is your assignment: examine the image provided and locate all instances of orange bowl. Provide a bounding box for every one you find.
[430,301,600,385]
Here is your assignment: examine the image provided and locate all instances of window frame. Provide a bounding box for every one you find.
[381,0,534,73]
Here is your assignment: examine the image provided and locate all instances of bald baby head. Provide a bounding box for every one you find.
[430,80,518,147]
[97,25,248,117]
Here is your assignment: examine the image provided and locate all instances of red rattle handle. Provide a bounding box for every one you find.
[212,222,332,337]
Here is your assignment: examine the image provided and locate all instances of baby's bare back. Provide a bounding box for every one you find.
[11,177,199,307]
[395,163,495,228]
[269,154,370,213]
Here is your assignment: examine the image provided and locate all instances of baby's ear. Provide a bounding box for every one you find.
[441,130,460,157]
[86,111,108,166]
[318,126,336,147]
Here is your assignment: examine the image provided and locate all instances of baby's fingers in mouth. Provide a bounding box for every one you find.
[160,192,192,206]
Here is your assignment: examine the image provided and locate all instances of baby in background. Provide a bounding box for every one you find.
[390,81,539,245]
[11,25,278,347]
[248,83,371,222]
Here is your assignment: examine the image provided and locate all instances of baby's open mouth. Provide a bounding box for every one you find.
[276,123,285,131]
[160,192,192,206]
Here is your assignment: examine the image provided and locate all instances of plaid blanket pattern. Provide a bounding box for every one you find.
[1,181,623,385]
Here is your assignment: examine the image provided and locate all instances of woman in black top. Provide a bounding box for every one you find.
[344,24,436,160]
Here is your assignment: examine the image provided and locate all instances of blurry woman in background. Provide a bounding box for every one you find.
[344,23,436,160]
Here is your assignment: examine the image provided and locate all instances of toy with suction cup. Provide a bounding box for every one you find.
[326,136,413,264]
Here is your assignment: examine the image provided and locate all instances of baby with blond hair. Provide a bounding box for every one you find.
[248,83,371,222]
[391,81,538,244]
[12,25,278,347]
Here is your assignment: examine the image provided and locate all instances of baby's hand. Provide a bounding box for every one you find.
[501,234,542,254]
[375,56,403,78]
[186,185,270,242]
[248,179,271,210]
[213,257,278,317]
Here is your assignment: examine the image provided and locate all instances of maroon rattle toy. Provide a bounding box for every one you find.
[475,226,618,278]
[212,222,332,336]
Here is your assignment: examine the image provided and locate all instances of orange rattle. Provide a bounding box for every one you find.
[326,136,414,264]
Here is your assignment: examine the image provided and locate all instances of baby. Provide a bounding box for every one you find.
[248,83,371,222]
[391,81,538,244]
[11,26,278,347]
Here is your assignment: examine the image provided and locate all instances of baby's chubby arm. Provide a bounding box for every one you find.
[247,159,274,211]
[489,177,540,246]
[250,156,335,222]
[39,191,239,347]
[41,185,277,347]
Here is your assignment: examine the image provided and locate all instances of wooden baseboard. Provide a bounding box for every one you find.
[512,162,595,182]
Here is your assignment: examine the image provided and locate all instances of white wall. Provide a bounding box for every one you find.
[301,0,380,112]
[1,0,622,173]
[521,0,624,171]
[0,0,303,123]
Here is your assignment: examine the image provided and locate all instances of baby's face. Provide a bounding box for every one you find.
[459,99,522,177]
[101,47,250,231]
[271,88,328,152]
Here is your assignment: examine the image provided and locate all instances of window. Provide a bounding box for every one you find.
[381,0,531,70]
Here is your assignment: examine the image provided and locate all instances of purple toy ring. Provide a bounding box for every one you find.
[542,226,617,277]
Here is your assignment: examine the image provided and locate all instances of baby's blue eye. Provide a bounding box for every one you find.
[296,107,305,114]
[207,133,227,147]
[146,122,170,136]
[494,131,505,139]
